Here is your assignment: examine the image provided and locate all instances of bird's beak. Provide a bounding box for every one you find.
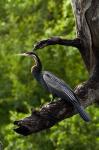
[17,53,30,57]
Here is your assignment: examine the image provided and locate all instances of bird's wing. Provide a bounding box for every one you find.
[43,71,90,122]
[43,71,78,104]
[43,72,90,121]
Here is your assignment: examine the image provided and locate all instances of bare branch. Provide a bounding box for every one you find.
[14,79,98,136]
[14,100,74,136]
[34,37,81,50]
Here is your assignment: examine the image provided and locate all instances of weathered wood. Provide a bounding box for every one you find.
[71,0,95,72]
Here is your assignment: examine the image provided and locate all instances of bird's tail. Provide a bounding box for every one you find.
[74,104,90,122]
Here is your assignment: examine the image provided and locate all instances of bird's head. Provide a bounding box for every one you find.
[17,51,42,73]
[18,51,40,63]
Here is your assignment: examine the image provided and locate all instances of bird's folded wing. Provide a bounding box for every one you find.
[43,72,78,104]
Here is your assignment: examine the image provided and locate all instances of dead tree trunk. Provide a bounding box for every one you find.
[14,0,99,136]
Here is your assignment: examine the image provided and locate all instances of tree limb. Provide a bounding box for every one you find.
[14,79,99,136]
[34,37,81,50]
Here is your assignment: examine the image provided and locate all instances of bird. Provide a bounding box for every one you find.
[18,51,90,122]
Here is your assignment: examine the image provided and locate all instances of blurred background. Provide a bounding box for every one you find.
[0,0,99,149]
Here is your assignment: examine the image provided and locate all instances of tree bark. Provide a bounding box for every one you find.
[14,0,99,135]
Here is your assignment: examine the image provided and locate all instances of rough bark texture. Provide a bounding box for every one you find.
[14,0,99,136]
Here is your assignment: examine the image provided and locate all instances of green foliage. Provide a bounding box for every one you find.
[0,0,98,150]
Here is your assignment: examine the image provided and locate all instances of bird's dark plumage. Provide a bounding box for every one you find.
[19,51,90,122]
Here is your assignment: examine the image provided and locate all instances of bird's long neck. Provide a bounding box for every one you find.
[31,54,42,81]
